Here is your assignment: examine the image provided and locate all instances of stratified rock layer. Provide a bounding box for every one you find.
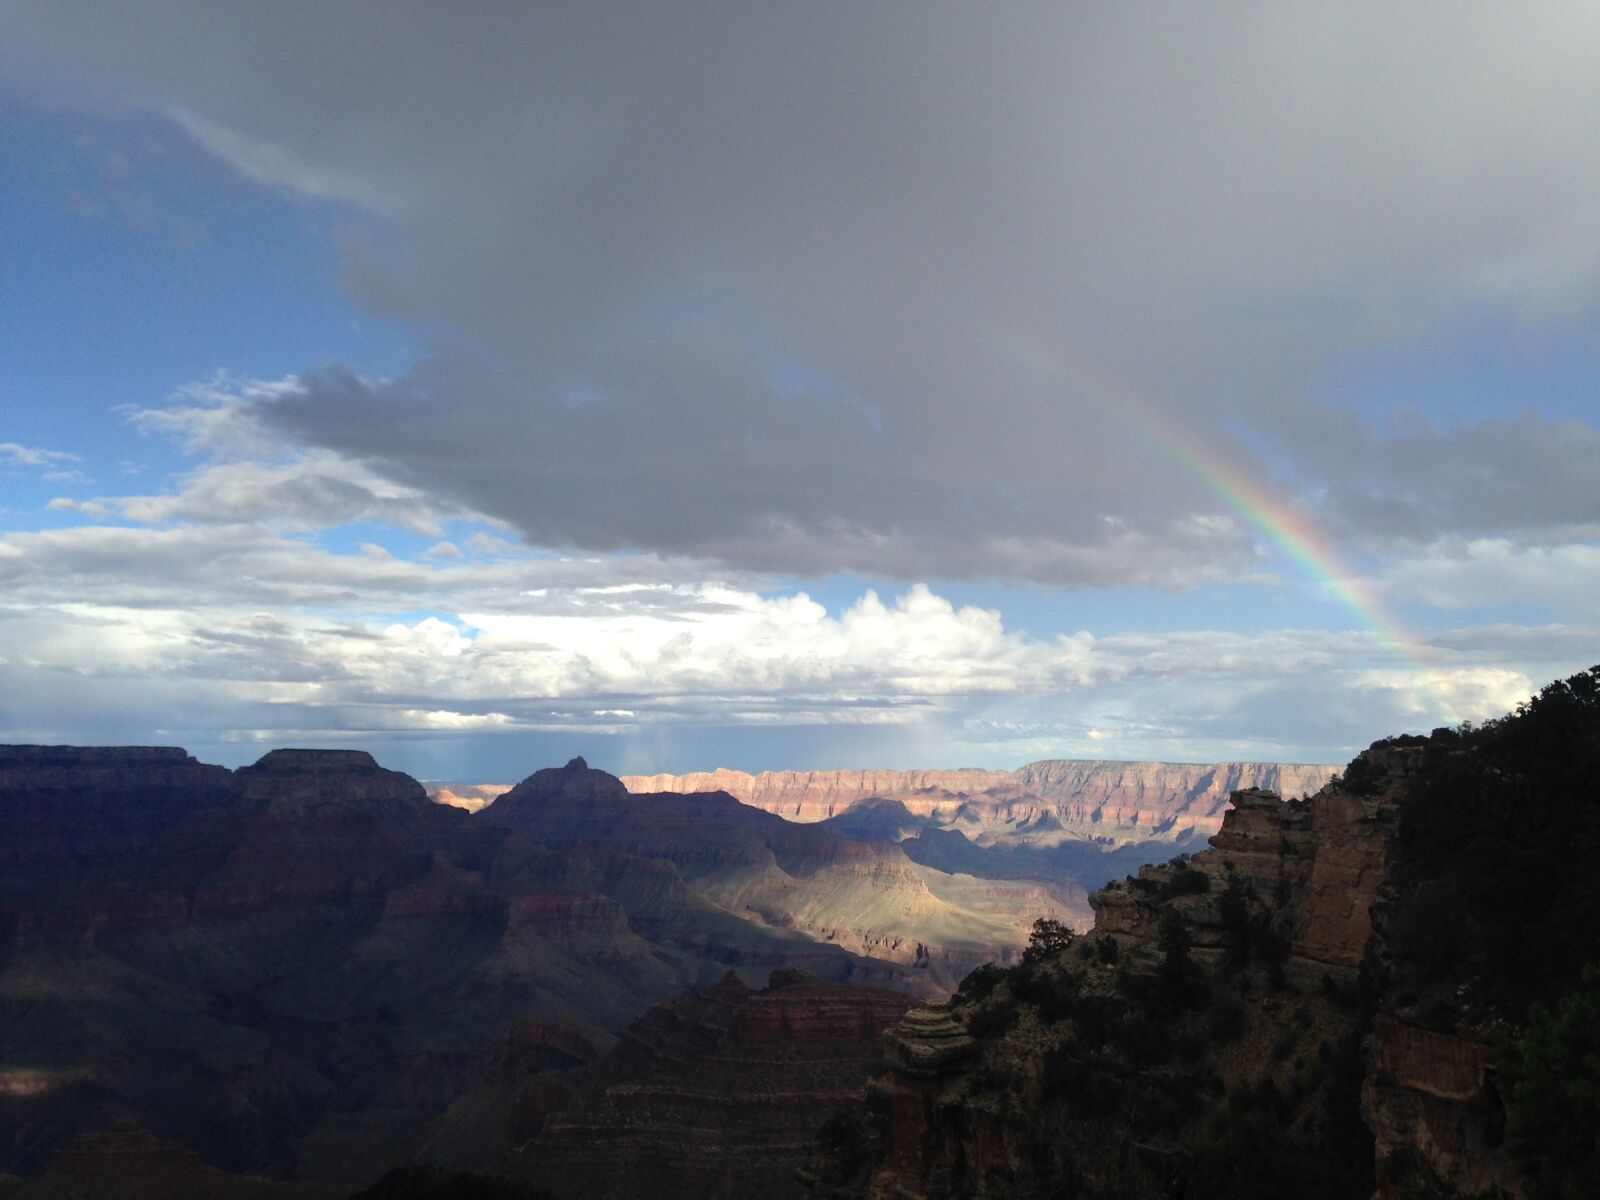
[881,1003,977,1078]
[481,758,1084,991]
[1,744,1073,1189]
[0,745,938,1188]
[857,737,1550,1200]
[523,969,915,1200]
[622,759,1338,846]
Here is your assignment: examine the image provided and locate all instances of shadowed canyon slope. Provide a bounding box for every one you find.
[622,760,1338,847]
[475,759,1085,986]
[0,746,1072,1190]
[821,667,1600,1200]
[512,968,914,1200]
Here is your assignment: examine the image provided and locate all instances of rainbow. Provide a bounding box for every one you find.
[995,329,1457,722]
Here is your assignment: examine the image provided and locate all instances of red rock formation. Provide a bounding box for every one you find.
[621,759,1338,846]
[862,747,1527,1199]
[618,768,1017,822]
[1362,1014,1522,1199]
[484,759,1082,992]
[522,969,916,1200]
[1,745,948,1187]
[868,1003,992,1198]
[428,783,511,813]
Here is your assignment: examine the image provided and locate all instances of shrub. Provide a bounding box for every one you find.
[966,996,1018,1039]
[811,1111,871,1184]
[1156,911,1200,1011]
[1164,862,1212,897]
[1502,965,1600,1199]
[955,961,1008,1005]
[1022,916,1074,965]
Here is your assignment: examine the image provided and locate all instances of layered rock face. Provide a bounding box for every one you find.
[1361,1015,1522,1200]
[0,745,943,1188]
[622,758,1338,847]
[428,783,511,813]
[1089,775,1396,975]
[519,969,915,1200]
[849,725,1574,1200]
[619,768,1017,822]
[233,749,431,815]
[1,745,1075,1190]
[0,745,236,888]
[855,775,1398,1199]
[481,758,1085,991]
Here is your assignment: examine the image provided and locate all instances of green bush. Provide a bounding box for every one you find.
[1164,862,1212,897]
[1011,960,1078,1022]
[954,961,1008,1005]
[966,995,1018,1038]
[1021,916,1074,965]
[1502,965,1600,1199]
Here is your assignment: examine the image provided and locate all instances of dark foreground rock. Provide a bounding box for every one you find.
[516,968,915,1200]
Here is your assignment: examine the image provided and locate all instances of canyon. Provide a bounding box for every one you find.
[827,668,1600,1199]
[514,968,914,1199]
[622,759,1337,849]
[820,755,1424,1198]
[0,745,1070,1191]
[6,670,1594,1200]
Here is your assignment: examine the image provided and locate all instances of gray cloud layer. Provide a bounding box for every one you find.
[2,389,1585,767]
[5,4,1599,582]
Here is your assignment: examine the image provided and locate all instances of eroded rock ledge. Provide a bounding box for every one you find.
[854,745,1528,1199]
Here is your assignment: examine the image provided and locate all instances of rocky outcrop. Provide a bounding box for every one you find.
[1087,771,1396,978]
[618,768,1017,822]
[867,1004,990,1200]
[482,758,1084,993]
[1362,1015,1521,1199]
[521,969,915,1200]
[850,720,1590,1200]
[853,752,1416,1199]
[622,759,1338,847]
[233,748,431,815]
[3,743,1072,1188]
[881,1003,977,1078]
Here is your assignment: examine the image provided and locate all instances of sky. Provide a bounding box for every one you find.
[1,3,1596,782]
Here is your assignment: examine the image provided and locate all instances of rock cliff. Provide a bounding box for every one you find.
[825,668,1600,1199]
[0,745,921,1187]
[622,758,1338,847]
[0,744,1070,1190]
[826,763,1400,1199]
[480,758,1086,992]
[517,968,915,1200]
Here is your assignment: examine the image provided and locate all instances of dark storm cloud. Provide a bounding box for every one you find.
[5,3,1600,582]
